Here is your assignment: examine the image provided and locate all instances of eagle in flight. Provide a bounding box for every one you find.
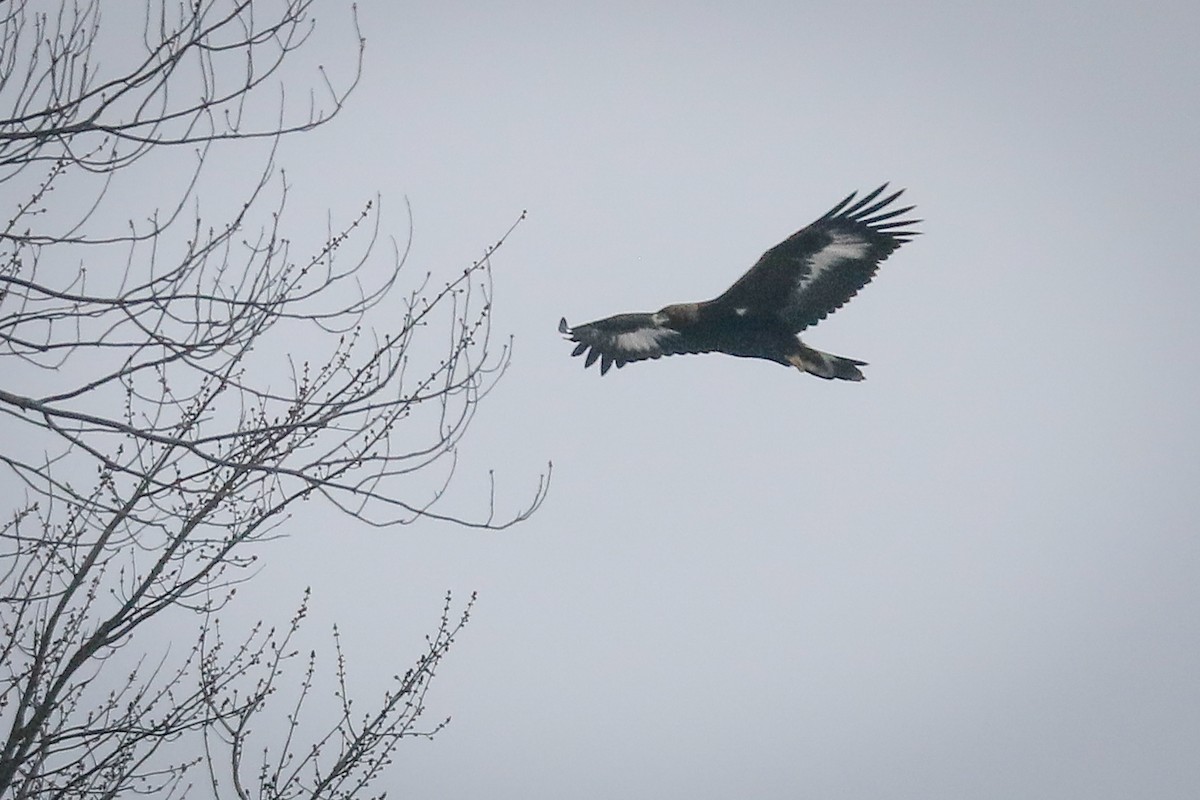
[559,184,919,380]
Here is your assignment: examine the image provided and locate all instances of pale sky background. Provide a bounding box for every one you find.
[65,1,1200,798]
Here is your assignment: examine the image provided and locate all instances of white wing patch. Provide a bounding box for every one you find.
[613,327,676,353]
[797,232,870,291]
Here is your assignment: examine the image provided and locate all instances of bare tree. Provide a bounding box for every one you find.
[0,1,547,797]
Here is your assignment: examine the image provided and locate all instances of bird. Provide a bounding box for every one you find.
[559,184,919,380]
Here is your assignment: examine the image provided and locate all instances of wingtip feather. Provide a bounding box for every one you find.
[851,188,905,220]
[822,189,859,220]
[842,183,889,216]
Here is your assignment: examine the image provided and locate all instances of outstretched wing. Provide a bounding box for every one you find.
[715,185,920,332]
[558,314,712,375]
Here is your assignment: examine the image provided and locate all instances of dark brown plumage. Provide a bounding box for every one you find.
[559,185,919,379]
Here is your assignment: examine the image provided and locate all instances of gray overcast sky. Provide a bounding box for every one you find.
[187,2,1199,797]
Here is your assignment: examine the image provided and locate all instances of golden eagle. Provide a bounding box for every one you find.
[559,185,919,380]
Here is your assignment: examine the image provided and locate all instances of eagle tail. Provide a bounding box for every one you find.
[788,346,867,381]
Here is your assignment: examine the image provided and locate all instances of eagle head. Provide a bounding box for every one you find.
[654,303,700,329]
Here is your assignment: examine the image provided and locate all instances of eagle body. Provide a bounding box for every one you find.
[560,185,919,380]
[658,303,810,366]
